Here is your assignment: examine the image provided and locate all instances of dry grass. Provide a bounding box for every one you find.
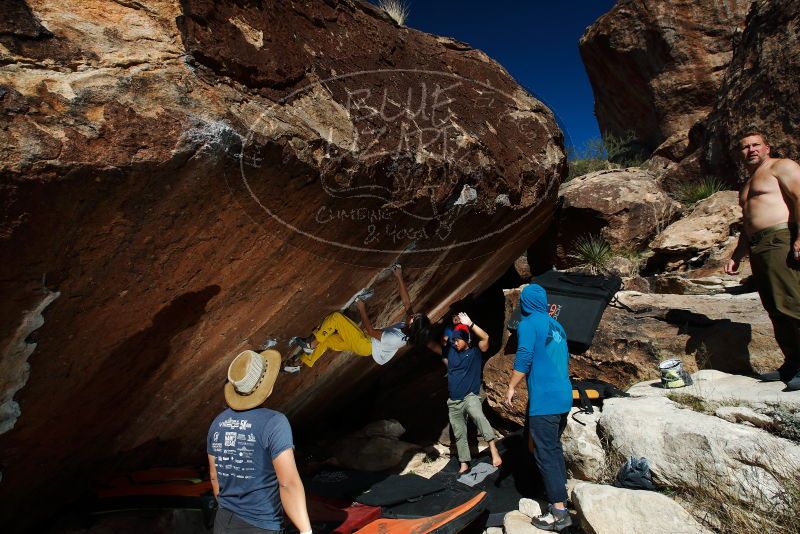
[679,455,800,534]
[378,0,409,25]
[666,392,708,413]
[596,432,628,485]
[664,394,800,531]
[772,407,800,443]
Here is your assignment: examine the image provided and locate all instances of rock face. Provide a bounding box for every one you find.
[703,0,800,179]
[627,369,800,413]
[0,0,565,527]
[599,395,800,509]
[578,290,784,386]
[579,0,752,154]
[648,190,741,270]
[484,285,784,419]
[562,408,605,482]
[571,482,711,534]
[541,168,680,267]
[329,420,419,472]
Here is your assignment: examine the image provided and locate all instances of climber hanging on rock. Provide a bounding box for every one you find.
[288,264,431,368]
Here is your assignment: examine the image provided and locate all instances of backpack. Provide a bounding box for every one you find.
[614,457,655,490]
[570,378,629,424]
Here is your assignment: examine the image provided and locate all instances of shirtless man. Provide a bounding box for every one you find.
[724,131,800,390]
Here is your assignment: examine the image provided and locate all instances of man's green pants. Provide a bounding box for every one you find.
[447,393,496,463]
[749,225,800,374]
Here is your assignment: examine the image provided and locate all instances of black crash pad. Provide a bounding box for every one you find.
[356,474,447,507]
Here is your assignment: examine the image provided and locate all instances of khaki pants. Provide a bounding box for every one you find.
[447,393,496,462]
[300,312,373,367]
[749,226,800,369]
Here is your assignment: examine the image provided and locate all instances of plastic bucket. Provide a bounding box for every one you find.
[658,358,686,389]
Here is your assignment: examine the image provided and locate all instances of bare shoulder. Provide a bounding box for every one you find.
[771,157,800,177]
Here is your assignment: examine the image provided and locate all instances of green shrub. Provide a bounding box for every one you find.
[567,158,610,180]
[674,176,727,205]
[603,131,649,167]
[566,132,649,180]
[568,234,613,274]
[614,246,645,274]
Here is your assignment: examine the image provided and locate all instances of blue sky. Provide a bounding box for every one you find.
[401,1,616,154]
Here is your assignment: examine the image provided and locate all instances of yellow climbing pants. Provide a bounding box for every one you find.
[300,312,373,367]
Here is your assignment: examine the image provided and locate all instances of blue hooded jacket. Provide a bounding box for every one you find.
[513,284,572,416]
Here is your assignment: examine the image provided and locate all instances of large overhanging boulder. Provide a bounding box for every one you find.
[579,0,751,154]
[0,0,564,527]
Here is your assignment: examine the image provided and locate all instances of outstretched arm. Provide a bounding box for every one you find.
[392,265,414,314]
[356,299,382,341]
[274,448,312,533]
[775,158,800,260]
[458,313,489,352]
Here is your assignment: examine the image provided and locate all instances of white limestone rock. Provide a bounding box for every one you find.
[518,497,543,519]
[503,510,538,534]
[715,406,774,429]
[563,407,606,482]
[571,482,711,534]
[599,395,800,509]
[627,370,800,412]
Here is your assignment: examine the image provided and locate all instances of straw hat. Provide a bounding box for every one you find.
[224,349,281,410]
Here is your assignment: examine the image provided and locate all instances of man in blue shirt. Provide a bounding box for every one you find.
[431,312,503,473]
[504,285,573,532]
[208,349,312,533]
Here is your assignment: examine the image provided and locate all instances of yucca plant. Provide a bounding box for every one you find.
[568,234,613,274]
[378,0,409,25]
[674,176,727,205]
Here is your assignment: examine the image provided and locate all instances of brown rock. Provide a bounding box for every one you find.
[546,168,680,266]
[484,288,783,424]
[331,436,420,472]
[621,275,650,293]
[0,0,564,527]
[575,291,783,388]
[648,190,741,270]
[605,256,638,278]
[703,0,800,180]
[580,0,751,154]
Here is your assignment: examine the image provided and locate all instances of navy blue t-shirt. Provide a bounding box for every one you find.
[446,345,482,400]
[207,408,294,530]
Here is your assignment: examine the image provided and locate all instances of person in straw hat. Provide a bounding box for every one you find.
[207,349,311,534]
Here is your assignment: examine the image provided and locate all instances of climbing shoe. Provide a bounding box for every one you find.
[256,338,278,351]
[354,287,375,302]
[531,505,572,532]
[289,336,314,355]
